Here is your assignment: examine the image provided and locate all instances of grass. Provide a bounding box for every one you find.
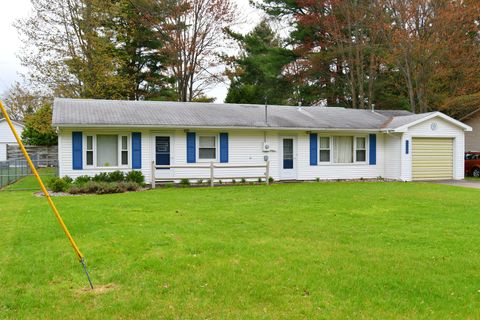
[1,180,480,319]
[1,168,56,191]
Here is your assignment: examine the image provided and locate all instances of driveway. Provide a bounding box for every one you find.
[430,179,480,189]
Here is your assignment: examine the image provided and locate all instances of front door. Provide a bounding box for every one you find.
[280,137,296,180]
[155,137,171,178]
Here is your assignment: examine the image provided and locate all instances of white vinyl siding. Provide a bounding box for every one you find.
[57,114,466,183]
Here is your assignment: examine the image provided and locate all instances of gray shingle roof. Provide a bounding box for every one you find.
[52,98,431,130]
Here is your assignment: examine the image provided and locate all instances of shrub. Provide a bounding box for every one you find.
[62,176,73,184]
[68,185,82,194]
[232,179,236,184]
[197,179,204,184]
[74,175,91,185]
[241,178,246,184]
[164,182,174,188]
[258,177,262,183]
[206,179,211,186]
[118,181,140,192]
[268,177,274,184]
[180,178,190,186]
[92,172,110,182]
[125,170,145,184]
[315,177,320,182]
[48,177,70,192]
[218,180,223,184]
[108,170,125,182]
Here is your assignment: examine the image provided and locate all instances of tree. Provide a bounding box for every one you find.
[144,0,238,101]
[225,20,296,105]
[1,82,49,121]
[15,0,174,100]
[21,104,57,146]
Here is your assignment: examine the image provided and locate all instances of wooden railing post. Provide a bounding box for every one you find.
[210,162,214,187]
[265,161,270,185]
[151,161,155,189]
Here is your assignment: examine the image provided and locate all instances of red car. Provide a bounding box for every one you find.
[465,152,480,177]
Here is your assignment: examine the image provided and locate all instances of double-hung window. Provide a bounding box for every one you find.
[198,136,217,160]
[319,135,367,164]
[85,134,130,167]
[319,137,331,162]
[355,137,367,162]
[86,136,94,166]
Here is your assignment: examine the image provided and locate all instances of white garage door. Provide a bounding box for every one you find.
[412,138,454,180]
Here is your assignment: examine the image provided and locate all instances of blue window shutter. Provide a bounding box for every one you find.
[132,132,142,169]
[72,132,83,170]
[187,132,196,163]
[220,133,229,163]
[310,133,318,165]
[405,140,409,155]
[369,134,377,165]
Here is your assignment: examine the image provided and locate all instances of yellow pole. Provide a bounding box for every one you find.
[0,101,93,288]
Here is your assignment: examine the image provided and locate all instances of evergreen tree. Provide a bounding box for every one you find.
[225,21,296,105]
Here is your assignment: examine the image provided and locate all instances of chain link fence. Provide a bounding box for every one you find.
[0,156,58,190]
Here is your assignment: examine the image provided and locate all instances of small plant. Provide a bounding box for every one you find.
[164,182,174,188]
[258,177,262,183]
[268,177,274,184]
[218,180,223,184]
[316,177,320,182]
[197,179,204,184]
[74,175,91,185]
[108,170,125,182]
[206,179,211,186]
[232,179,236,184]
[241,178,246,184]
[48,177,70,192]
[180,178,190,186]
[125,171,145,185]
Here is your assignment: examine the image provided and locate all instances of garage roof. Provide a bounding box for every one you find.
[52,98,470,131]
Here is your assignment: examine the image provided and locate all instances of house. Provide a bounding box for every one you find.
[460,109,480,151]
[0,118,24,161]
[52,98,472,184]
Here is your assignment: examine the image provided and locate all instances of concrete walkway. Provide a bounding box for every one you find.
[430,180,480,189]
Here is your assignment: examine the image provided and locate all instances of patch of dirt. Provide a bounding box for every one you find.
[75,283,118,295]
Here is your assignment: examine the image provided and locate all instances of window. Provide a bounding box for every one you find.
[97,135,118,167]
[84,134,131,167]
[86,136,94,166]
[198,136,216,160]
[319,137,330,162]
[355,137,366,162]
[121,136,128,165]
[319,135,367,164]
[333,136,353,163]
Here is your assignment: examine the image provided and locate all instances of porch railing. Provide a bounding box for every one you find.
[151,161,270,188]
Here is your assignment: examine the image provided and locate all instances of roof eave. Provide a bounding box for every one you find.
[388,112,472,132]
[53,123,385,132]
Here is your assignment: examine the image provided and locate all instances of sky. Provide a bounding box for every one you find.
[0,0,263,103]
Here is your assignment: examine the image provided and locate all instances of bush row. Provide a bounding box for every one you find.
[47,170,145,194]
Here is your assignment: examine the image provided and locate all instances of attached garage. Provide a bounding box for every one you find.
[412,138,453,180]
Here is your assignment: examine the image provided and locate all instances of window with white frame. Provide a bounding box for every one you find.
[198,136,216,160]
[86,135,94,166]
[85,134,130,167]
[355,137,366,162]
[319,137,330,162]
[121,135,129,165]
[319,135,367,164]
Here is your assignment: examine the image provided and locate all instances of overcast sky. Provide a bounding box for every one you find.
[0,0,263,103]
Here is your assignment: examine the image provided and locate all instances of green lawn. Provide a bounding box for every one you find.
[1,180,480,319]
